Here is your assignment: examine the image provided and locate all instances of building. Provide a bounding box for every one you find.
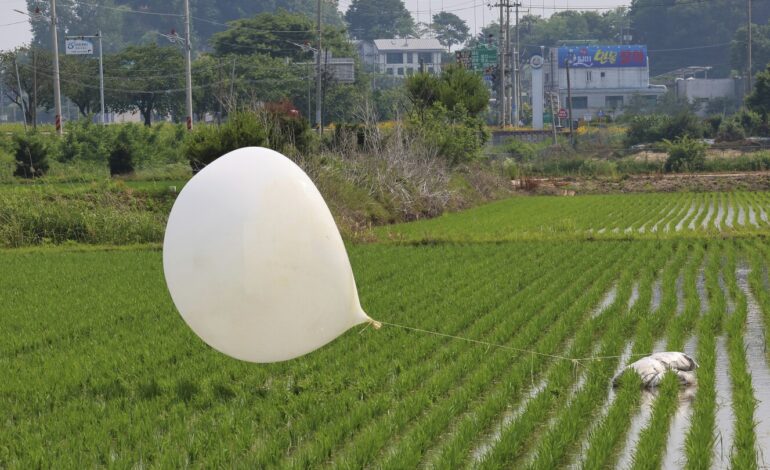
[357,38,444,76]
[544,45,667,120]
[674,77,745,116]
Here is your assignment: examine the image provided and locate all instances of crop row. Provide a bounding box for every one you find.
[378,192,770,242]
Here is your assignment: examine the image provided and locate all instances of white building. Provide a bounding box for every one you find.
[357,39,444,76]
[675,77,744,115]
[544,45,667,119]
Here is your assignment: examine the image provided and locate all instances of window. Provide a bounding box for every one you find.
[407,52,414,63]
[600,71,606,78]
[428,66,435,74]
[386,52,403,64]
[570,96,588,109]
[418,52,433,65]
[397,67,404,76]
[586,71,592,82]
[406,68,414,76]
[605,95,624,109]
[386,67,394,75]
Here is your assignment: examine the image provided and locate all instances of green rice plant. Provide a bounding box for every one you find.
[723,243,759,469]
[683,245,722,468]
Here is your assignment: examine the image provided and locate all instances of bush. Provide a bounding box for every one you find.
[13,132,50,178]
[184,112,268,171]
[663,136,707,172]
[407,103,489,166]
[504,138,538,161]
[58,118,110,163]
[109,128,136,176]
[716,118,746,142]
[625,112,703,146]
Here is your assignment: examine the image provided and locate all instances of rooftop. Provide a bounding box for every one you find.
[373,38,444,51]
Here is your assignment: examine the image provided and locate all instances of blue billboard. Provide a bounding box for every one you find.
[557,45,647,68]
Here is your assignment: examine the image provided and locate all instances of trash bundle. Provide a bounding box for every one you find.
[612,352,698,388]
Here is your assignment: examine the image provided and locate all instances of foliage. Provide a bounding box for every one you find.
[716,117,746,142]
[663,135,707,172]
[430,12,470,50]
[406,66,489,118]
[469,8,630,57]
[26,0,343,54]
[630,0,770,76]
[184,112,267,171]
[344,0,415,40]
[109,127,136,176]
[746,63,770,120]
[12,132,50,178]
[60,54,102,117]
[625,112,703,145]
[0,46,54,125]
[407,103,489,165]
[106,43,185,126]
[210,11,352,59]
[58,119,111,163]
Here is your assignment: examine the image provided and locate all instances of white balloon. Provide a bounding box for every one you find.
[163,147,378,363]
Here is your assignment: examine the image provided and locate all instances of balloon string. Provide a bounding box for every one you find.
[375,320,660,365]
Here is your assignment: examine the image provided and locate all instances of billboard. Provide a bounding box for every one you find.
[557,45,647,68]
[65,39,93,55]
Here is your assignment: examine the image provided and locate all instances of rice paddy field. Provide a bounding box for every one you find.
[3,191,770,468]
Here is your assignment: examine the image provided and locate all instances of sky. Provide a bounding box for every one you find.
[0,0,630,51]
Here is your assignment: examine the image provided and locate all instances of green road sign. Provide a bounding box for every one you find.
[471,45,498,71]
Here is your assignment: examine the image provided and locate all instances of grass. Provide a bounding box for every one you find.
[3,190,770,467]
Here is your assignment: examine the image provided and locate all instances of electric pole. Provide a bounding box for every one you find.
[50,0,63,135]
[316,0,323,136]
[183,0,193,130]
[514,1,521,127]
[498,1,505,127]
[565,58,574,146]
[748,0,753,93]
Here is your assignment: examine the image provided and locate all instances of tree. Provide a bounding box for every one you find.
[106,43,184,126]
[0,46,53,126]
[732,24,770,77]
[406,65,489,119]
[27,0,344,54]
[746,64,770,120]
[430,12,469,50]
[345,0,415,40]
[210,11,352,60]
[60,55,101,117]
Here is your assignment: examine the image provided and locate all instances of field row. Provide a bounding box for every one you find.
[378,191,770,241]
[2,239,770,467]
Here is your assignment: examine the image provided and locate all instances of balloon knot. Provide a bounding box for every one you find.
[369,319,382,330]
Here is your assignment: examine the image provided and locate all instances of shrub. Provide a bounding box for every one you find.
[663,136,707,172]
[13,132,50,178]
[625,112,703,146]
[57,118,110,163]
[716,118,746,142]
[184,112,268,171]
[504,138,537,161]
[408,104,489,166]
[109,128,136,176]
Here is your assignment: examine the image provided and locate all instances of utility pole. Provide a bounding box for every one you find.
[565,58,574,146]
[50,0,63,135]
[498,1,505,127]
[504,3,510,126]
[748,0,753,93]
[32,47,37,129]
[514,1,521,127]
[183,0,193,130]
[98,31,104,124]
[316,0,323,136]
[14,58,27,131]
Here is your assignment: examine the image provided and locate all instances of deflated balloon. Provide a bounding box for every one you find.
[163,147,377,363]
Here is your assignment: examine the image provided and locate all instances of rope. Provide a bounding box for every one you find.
[370,319,663,366]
